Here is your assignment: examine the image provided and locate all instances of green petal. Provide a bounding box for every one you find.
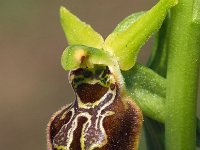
[61,45,114,70]
[61,45,124,87]
[104,0,178,70]
[60,6,104,49]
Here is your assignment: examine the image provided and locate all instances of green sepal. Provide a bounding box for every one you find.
[104,0,178,70]
[60,6,104,49]
[114,12,145,32]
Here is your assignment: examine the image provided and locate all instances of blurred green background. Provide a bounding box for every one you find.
[0,0,199,150]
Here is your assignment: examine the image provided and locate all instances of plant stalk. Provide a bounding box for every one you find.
[165,0,200,149]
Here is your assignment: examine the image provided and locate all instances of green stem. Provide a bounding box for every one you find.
[166,0,200,149]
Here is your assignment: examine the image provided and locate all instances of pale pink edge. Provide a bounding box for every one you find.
[46,104,70,150]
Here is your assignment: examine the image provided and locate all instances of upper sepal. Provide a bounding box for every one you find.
[60,6,104,49]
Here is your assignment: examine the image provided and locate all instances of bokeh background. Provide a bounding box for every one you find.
[0,0,199,150]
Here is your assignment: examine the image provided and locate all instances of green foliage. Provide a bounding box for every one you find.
[147,17,169,77]
[122,64,165,123]
[143,117,165,150]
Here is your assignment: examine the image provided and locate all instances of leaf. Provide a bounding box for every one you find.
[143,116,165,150]
[104,0,178,70]
[60,6,104,49]
[147,16,169,77]
[122,64,200,147]
[122,64,166,122]
[143,17,169,150]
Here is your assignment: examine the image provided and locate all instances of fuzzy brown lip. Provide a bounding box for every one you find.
[76,83,109,103]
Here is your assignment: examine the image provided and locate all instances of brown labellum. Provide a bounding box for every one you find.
[47,65,142,150]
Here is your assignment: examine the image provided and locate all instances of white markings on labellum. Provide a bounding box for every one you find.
[53,86,116,150]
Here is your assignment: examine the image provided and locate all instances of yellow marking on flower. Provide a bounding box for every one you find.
[77,86,116,109]
[79,87,116,150]
[54,145,67,150]
[74,49,87,63]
